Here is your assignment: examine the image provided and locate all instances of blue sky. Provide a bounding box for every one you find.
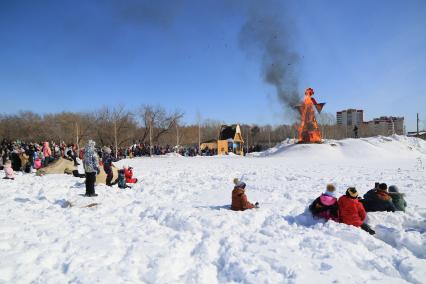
[0,0,425,130]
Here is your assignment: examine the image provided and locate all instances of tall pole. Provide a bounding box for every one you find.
[268,128,271,148]
[176,122,179,148]
[196,111,201,155]
[149,115,153,156]
[417,113,420,136]
[198,121,201,155]
[114,121,118,159]
[75,122,79,149]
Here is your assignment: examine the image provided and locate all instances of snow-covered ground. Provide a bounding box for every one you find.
[0,135,425,283]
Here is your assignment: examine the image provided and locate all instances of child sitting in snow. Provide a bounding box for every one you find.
[309,184,339,221]
[117,169,131,189]
[338,187,375,235]
[124,166,138,184]
[231,178,258,211]
[388,185,407,212]
[3,160,15,180]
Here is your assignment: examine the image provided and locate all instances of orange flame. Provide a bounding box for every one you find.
[297,88,324,143]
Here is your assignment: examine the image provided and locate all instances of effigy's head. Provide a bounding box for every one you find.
[305,88,314,97]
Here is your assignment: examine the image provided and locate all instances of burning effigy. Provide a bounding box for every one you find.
[295,88,325,143]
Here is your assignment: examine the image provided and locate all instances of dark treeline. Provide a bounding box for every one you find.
[0,106,391,150]
[0,105,299,149]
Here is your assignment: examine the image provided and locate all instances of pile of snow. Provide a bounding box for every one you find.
[250,135,426,161]
[0,136,425,283]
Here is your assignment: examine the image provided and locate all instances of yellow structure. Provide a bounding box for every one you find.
[200,139,217,151]
[217,124,244,156]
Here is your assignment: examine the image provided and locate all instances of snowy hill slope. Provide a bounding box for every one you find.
[249,135,426,161]
[0,136,425,283]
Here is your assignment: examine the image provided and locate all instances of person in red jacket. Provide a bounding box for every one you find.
[231,178,258,211]
[338,187,375,235]
[124,166,138,183]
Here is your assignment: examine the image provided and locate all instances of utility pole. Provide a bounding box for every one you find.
[417,113,420,136]
[268,129,271,148]
[149,115,153,156]
[114,121,118,159]
[176,121,179,148]
[196,111,201,155]
[75,122,79,149]
[198,122,201,155]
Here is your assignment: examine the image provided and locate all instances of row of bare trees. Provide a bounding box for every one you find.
[0,108,412,149]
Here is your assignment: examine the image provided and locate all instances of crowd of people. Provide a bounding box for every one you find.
[0,139,80,177]
[2,138,408,236]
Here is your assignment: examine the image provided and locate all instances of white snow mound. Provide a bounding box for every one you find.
[0,135,425,283]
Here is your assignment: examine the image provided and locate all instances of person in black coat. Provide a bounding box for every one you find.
[362,183,396,212]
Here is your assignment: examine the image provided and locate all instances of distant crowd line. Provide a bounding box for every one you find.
[0,139,219,175]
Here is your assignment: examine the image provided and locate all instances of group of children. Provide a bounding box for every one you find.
[230,180,407,235]
[308,183,406,235]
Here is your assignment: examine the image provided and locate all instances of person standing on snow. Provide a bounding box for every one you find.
[309,184,339,221]
[102,146,117,186]
[338,187,375,235]
[83,140,100,197]
[231,178,258,211]
[42,141,53,166]
[3,160,15,180]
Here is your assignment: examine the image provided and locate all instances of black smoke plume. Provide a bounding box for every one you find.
[239,3,301,115]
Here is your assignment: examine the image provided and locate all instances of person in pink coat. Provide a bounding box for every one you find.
[42,142,52,166]
[3,160,15,180]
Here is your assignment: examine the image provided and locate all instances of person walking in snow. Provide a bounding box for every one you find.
[362,183,396,212]
[83,140,100,197]
[388,185,407,212]
[231,178,258,211]
[309,184,339,221]
[338,187,375,235]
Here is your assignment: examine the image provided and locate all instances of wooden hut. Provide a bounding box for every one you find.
[217,124,244,156]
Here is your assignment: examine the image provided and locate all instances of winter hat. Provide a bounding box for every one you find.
[102,146,112,154]
[388,185,399,193]
[346,187,358,198]
[378,183,388,191]
[233,178,246,189]
[324,184,336,197]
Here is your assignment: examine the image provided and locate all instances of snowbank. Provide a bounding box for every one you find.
[249,135,426,161]
[0,136,425,283]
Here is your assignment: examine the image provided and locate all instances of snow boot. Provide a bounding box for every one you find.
[361,223,375,235]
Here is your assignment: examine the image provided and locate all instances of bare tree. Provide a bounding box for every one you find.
[137,105,184,144]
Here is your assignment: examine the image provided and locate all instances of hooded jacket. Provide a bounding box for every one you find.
[43,142,52,158]
[124,168,137,183]
[4,162,14,179]
[309,194,339,221]
[363,189,396,212]
[388,192,407,212]
[338,195,366,227]
[83,141,99,173]
[231,187,254,211]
